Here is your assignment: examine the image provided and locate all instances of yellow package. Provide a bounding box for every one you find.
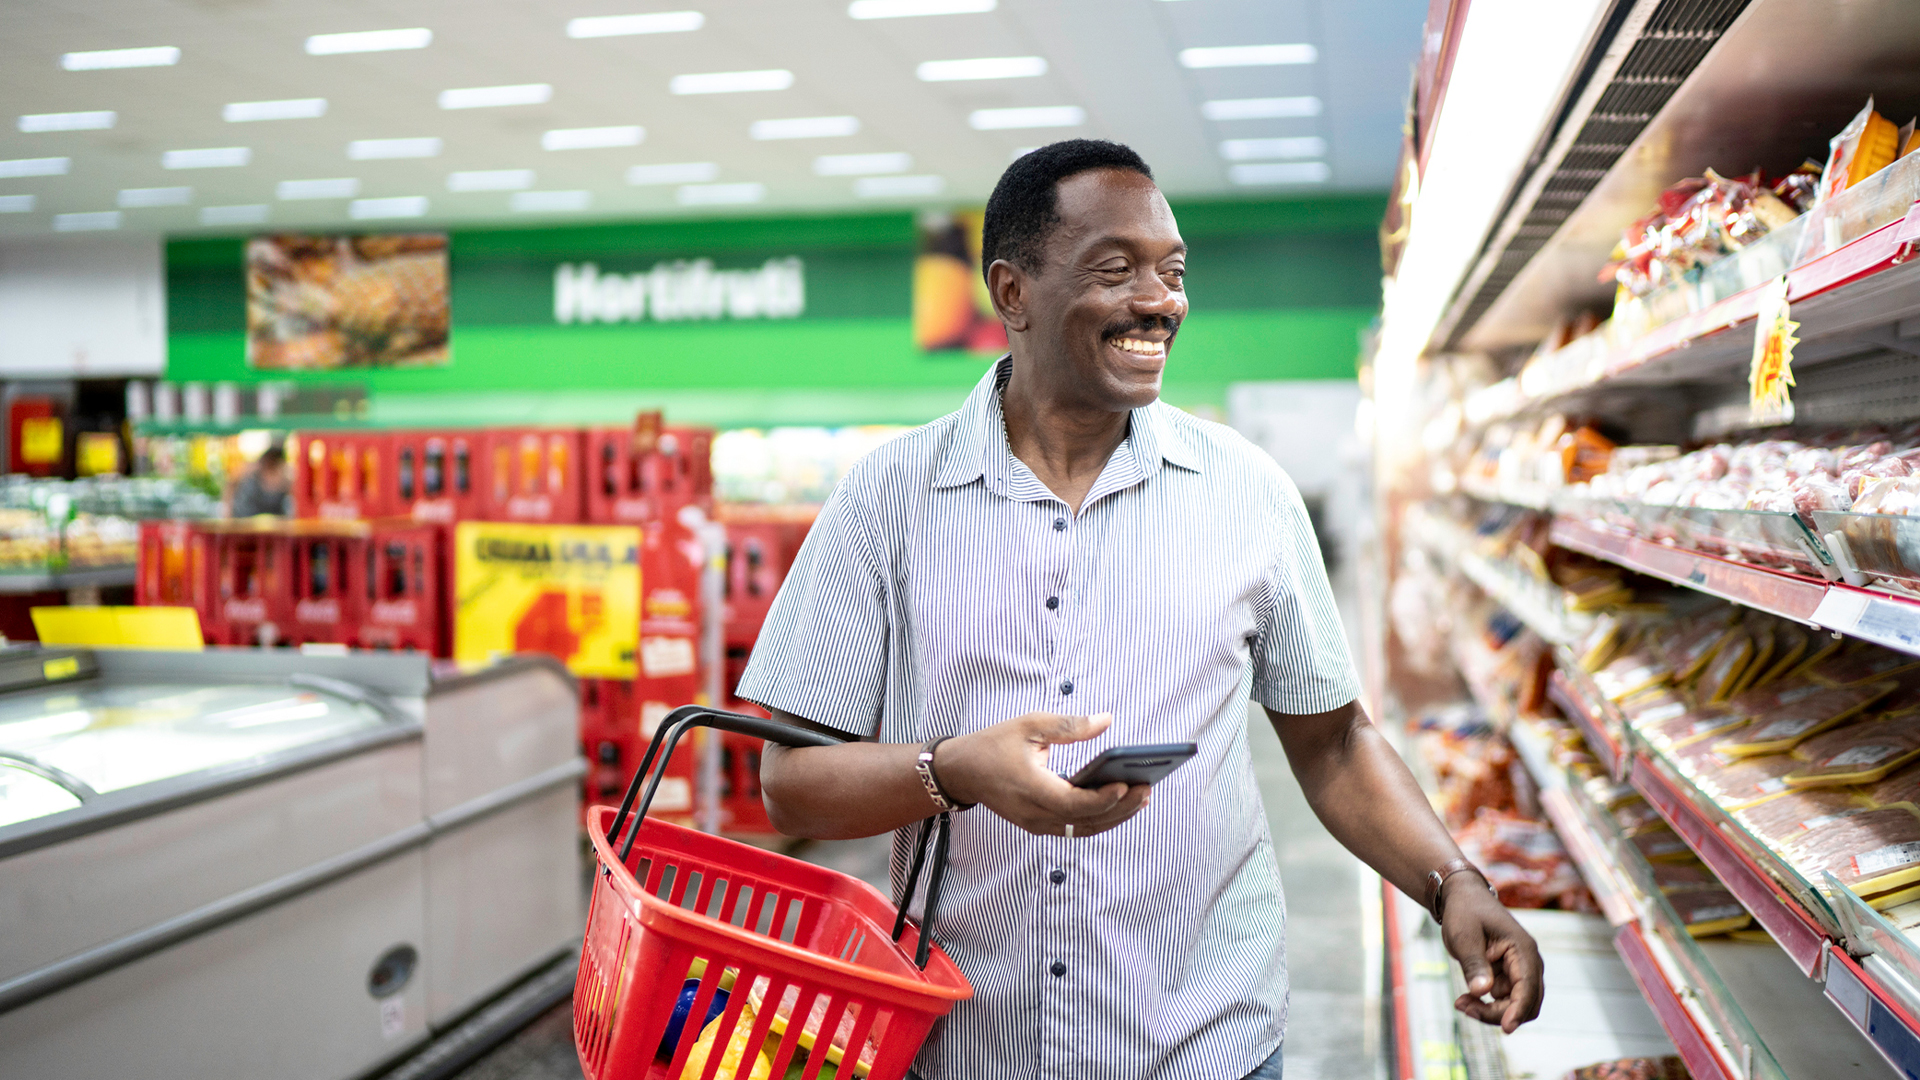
[1802,645,1920,688]
[1667,615,1739,685]
[1575,613,1629,673]
[1754,623,1809,688]
[1785,632,1846,681]
[1782,805,1920,899]
[1593,651,1671,702]
[1820,98,1902,204]
[1714,681,1897,758]
[1699,631,1756,704]
[1785,713,1920,789]
[1732,622,1776,698]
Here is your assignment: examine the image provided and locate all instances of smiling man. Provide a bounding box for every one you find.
[740,140,1542,1079]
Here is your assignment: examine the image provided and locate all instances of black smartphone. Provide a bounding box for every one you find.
[1068,743,1198,789]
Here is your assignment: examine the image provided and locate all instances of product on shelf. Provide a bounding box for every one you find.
[1563,1057,1690,1080]
[1784,712,1920,787]
[1819,98,1912,206]
[1602,168,1807,302]
[1779,805,1920,898]
[1665,885,1753,937]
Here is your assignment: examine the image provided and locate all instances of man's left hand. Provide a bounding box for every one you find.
[1439,881,1544,1033]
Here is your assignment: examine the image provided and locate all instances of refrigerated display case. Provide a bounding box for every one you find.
[0,646,584,1080]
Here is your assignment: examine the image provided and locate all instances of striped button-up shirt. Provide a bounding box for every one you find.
[739,357,1360,1080]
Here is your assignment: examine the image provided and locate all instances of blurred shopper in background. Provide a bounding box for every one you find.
[227,445,291,517]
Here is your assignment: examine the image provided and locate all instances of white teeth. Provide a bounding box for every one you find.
[1113,337,1164,355]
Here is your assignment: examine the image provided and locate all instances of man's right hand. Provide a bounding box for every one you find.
[934,712,1151,838]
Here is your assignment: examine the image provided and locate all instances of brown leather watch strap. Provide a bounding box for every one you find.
[1425,858,1493,921]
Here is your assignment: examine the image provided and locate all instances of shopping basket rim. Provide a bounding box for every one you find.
[584,805,972,1004]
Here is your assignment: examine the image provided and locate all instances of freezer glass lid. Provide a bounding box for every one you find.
[0,681,391,817]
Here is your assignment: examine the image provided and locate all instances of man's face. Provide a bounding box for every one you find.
[259,461,289,491]
[1011,168,1187,411]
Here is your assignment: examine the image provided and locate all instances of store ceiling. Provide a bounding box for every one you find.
[0,0,1420,239]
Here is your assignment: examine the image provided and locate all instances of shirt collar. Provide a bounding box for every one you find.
[932,355,1203,491]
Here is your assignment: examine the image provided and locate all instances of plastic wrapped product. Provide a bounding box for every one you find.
[1697,631,1755,704]
[1733,788,1866,853]
[1754,624,1810,687]
[1613,798,1667,835]
[1669,886,1753,937]
[1865,764,1920,808]
[1782,806,1920,899]
[1802,646,1920,687]
[1631,826,1696,863]
[1819,98,1902,205]
[1684,747,1802,809]
[1667,616,1740,684]
[1712,682,1897,758]
[1784,713,1920,789]
[1785,632,1847,681]
[1564,1059,1689,1080]
[1651,860,1720,891]
[1593,652,1672,702]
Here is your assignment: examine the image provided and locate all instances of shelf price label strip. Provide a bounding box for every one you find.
[1826,946,1920,1080]
[1613,922,1737,1080]
[1813,586,1920,657]
[1630,753,1831,976]
[1549,520,1830,623]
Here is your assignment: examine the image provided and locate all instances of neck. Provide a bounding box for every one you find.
[1001,355,1131,514]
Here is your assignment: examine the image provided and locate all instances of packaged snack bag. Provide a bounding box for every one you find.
[1819,98,1901,205]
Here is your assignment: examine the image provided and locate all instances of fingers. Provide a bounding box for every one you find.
[1443,912,1494,998]
[1454,930,1545,1033]
[1060,784,1151,837]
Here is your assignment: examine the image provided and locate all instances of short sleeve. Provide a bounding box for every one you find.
[1249,472,1363,715]
[735,474,890,738]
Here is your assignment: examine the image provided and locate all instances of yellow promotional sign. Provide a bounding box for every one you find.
[33,606,204,650]
[453,521,640,677]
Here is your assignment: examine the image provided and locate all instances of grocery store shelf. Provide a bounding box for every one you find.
[1546,668,1624,781]
[1550,516,1920,659]
[1456,549,1589,647]
[1467,205,1920,430]
[0,567,136,594]
[1612,922,1731,1080]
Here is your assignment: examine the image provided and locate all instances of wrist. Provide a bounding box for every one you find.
[1427,859,1496,921]
[930,733,983,808]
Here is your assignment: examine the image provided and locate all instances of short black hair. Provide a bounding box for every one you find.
[259,445,287,467]
[981,139,1154,281]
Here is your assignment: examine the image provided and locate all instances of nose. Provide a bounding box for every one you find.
[1131,270,1185,321]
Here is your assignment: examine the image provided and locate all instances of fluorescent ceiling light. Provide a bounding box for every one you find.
[855,174,945,198]
[19,111,116,132]
[1202,96,1320,121]
[814,152,911,176]
[511,190,592,212]
[440,84,552,109]
[916,56,1045,81]
[671,69,793,95]
[543,125,644,150]
[224,98,326,122]
[200,204,268,226]
[278,178,360,199]
[348,137,442,160]
[567,12,705,37]
[0,157,71,178]
[968,105,1083,130]
[448,169,535,191]
[677,182,764,206]
[118,186,192,208]
[1179,44,1316,68]
[163,147,250,169]
[848,0,994,18]
[749,116,859,140]
[1220,136,1326,160]
[349,195,429,219]
[1228,161,1329,185]
[55,211,121,231]
[62,46,179,71]
[627,162,718,185]
[306,29,433,55]
[0,195,36,213]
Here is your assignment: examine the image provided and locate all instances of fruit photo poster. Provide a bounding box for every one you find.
[246,234,451,369]
[913,210,1008,356]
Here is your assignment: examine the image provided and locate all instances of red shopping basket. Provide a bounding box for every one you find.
[576,706,971,1080]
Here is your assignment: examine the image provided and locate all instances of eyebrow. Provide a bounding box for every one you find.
[1085,237,1188,257]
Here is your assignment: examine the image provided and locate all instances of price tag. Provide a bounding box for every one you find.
[1750,275,1798,426]
[1857,597,1920,651]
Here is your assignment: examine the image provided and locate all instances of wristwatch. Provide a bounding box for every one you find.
[1425,858,1496,922]
[914,736,975,812]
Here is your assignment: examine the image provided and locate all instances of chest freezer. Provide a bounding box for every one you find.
[0,646,585,1080]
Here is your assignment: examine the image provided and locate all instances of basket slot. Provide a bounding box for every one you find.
[700,877,730,921]
[778,895,806,944]
[838,926,868,965]
[724,885,755,929]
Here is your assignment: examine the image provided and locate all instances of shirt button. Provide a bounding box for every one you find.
[1045,596,1059,610]
[1059,680,1074,696]
[1050,868,1066,885]
[1050,961,1067,977]
[1052,517,1067,531]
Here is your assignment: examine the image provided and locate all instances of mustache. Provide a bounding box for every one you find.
[1102,314,1181,339]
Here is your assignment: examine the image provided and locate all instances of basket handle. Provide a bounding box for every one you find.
[609,704,846,859]
[605,703,955,971]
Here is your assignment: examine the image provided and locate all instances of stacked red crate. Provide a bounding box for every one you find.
[356,520,447,654]
[198,521,295,647]
[388,430,483,524]
[285,522,359,647]
[480,428,585,522]
[293,432,394,520]
[584,415,716,525]
[136,520,209,610]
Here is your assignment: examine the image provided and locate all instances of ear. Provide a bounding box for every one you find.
[986,259,1032,333]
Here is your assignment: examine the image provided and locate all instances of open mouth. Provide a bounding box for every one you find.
[1107,335,1168,359]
